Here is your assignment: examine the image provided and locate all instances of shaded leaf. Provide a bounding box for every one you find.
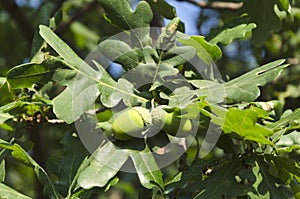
[124,63,178,91]
[146,0,185,32]
[165,164,204,192]
[47,131,89,196]
[99,0,153,45]
[161,86,195,107]
[6,58,62,89]
[70,21,100,50]
[99,39,140,70]
[0,160,5,182]
[268,108,300,130]
[146,0,175,19]
[77,142,129,189]
[265,155,300,185]
[0,77,14,106]
[0,140,60,199]
[243,0,282,46]
[248,155,293,198]
[0,183,32,199]
[192,158,252,198]
[161,45,196,66]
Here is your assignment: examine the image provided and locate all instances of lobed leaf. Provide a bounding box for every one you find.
[248,155,294,198]
[193,59,289,103]
[209,23,256,45]
[39,26,147,123]
[99,0,153,45]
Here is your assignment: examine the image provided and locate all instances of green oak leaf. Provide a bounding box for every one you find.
[161,45,196,66]
[146,0,184,32]
[99,0,153,45]
[202,105,274,145]
[268,108,300,130]
[0,77,14,106]
[124,63,179,91]
[248,155,294,198]
[130,146,164,190]
[0,140,60,199]
[178,35,222,63]
[209,23,256,45]
[193,59,289,103]
[46,131,89,196]
[265,155,300,185]
[98,39,140,70]
[275,131,300,152]
[39,25,147,124]
[6,57,63,89]
[0,183,32,199]
[222,107,274,145]
[77,142,129,189]
[192,158,252,198]
[99,0,152,29]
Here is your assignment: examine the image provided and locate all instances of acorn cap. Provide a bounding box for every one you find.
[132,107,151,126]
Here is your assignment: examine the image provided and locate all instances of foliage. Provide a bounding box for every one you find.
[0,0,300,199]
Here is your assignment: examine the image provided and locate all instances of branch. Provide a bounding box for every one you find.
[180,0,243,10]
[0,0,34,43]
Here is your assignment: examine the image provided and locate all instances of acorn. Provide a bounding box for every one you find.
[151,106,192,137]
[111,107,151,141]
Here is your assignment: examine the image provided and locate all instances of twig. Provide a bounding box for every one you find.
[180,0,243,10]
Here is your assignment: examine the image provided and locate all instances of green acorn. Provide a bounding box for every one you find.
[151,106,192,137]
[111,107,151,141]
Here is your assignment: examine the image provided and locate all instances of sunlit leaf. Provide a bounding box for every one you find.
[209,23,256,45]
[0,183,32,199]
[130,147,164,190]
[77,142,129,189]
[178,35,222,63]
[39,26,148,123]
[275,131,300,152]
[193,59,289,103]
